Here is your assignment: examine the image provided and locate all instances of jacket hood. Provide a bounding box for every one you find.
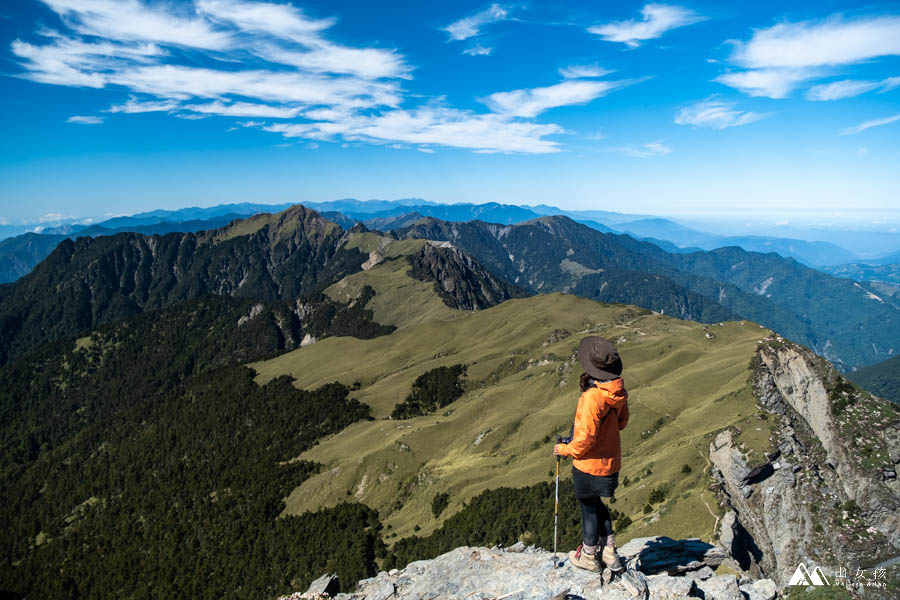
[592,377,628,408]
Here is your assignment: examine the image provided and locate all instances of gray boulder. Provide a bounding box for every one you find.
[740,578,778,600]
[306,573,340,596]
[695,574,742,600]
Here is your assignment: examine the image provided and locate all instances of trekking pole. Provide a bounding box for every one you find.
[552,435,561,567]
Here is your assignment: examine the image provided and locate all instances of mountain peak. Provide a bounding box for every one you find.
[209,203,340,246]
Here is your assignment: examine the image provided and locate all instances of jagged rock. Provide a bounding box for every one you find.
[740,578,778,600]
[687,566,716,581]
[710,342,900,592]
[742,463,774,485]
[694,574,742,600]
[306,573,340,596]
[505,541,527,553]
[611,569,649,599]
[646,573,696,599]
[405,243,526,310]
[355,572,395,600]
[326,542,763,600]
[717,511,737,555]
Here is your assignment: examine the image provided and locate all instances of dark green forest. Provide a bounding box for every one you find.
[0,291,392,599]
[390,364,467,419]
[850,354,900,405]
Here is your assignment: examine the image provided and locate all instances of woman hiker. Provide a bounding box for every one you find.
[554,336,630,572]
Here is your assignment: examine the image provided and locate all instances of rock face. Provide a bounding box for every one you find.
[405,242,527,311]
[710,339,900,593]
[283,537,774,600]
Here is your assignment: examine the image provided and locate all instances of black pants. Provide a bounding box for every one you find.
[577,495,612,547]
[572,466,618,547]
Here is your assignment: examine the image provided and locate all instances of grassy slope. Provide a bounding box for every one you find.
[252,250,776,546]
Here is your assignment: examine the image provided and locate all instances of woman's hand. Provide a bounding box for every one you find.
[553,444,565,456]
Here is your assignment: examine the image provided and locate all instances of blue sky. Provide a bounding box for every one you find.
[0,1,898,226]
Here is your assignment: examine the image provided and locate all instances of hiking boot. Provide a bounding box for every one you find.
[602,546,624,572]
[568,545,600,571]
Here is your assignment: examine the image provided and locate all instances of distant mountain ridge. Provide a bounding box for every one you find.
[397,215,900,368]
[0,206,520,365]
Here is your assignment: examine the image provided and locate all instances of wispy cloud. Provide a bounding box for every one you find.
[729,15,900,70]
[674,99,766,129]
[484,78,641,118]
[806,79,883,101]
[881,76,900,92]
[12,0,571,154]
[108,97,179,113]
[839,113,900,135]
[66,115,103,124]
[255,106,565,154]
[615,141,671,158]
[715,68,815,99]
[718,14,900,99]
[44,0,232,49]
[588,4,705,48]
[558,64,614,79]
[443,4,509,41]
[463,45,492,56]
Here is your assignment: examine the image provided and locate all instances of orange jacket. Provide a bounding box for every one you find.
[558,378,629,476]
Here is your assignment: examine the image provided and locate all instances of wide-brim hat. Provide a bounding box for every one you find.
[577,336,622,380]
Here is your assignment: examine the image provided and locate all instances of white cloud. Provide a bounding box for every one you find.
[674,99,766,129]
[417,147,435,154]
[558,64,614,79]
[258,106,564,154]
[719,14,900,99]
[67,115,103,124]
[615,141,671,158]
[443,4,509,41]
[14,0,578,154]
[729,15,900,70]
[42,0,232,49]
[463,45,492,56]
[39,212,78,222]
[484,78,639,118]
[715,68,814,99]
[182,100,304,118]
[856,147,869,156]
[106,64,402,109]
[108,97,179,113]
[879,76,900,92]
[806,79,882,101]
[197,0,332,44]
[588,4,705,48]
[839,113,900,135]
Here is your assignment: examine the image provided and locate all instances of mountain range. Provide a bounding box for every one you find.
[6,200,899,288]
[2,203,897,599]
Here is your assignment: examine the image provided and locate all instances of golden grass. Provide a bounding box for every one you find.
[250,289,774,545]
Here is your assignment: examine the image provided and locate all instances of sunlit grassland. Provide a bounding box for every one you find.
[251,252,775,544]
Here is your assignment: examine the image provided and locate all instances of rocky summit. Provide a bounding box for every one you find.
[281,535,778,600]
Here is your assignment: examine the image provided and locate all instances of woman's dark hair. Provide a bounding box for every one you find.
[580,372,596,392]
[581,371,618,391]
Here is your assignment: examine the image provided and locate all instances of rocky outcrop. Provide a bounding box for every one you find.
[282,536,776,600]
[406,242,527,311]
[709,339,900,593]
